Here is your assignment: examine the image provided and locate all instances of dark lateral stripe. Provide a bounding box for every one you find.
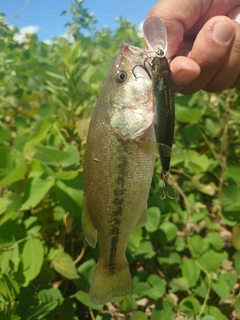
[108,141,128,272]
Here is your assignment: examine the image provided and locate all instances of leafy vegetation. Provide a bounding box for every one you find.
[0,2,239,319]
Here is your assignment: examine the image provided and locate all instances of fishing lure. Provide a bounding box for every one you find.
[142,16,177,199]
[151,51,176,199]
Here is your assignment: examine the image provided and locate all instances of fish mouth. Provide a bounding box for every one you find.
[120,43,145,62]
[120,42,146,63]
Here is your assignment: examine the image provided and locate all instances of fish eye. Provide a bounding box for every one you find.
[115,70,127,83]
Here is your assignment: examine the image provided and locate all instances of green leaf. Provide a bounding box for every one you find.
[175,236,185,252]
[234,250,240,274]
[45,70,65,80]
[224,165,240,184]
[0,242,19,273]
[145,207,161,233]
[129,227,142,250]
[0,124,11,143]
[150,300,174,320]
[170,277,189,292]
[201,317,217,320]
[193,278,208,298]
[181,258,201,287]
[75,290,103,310]
[178,296,201,316]
[0,148,27,186]
[61,145,80,169]
[219,272,237,292]
[198,249,228,272]
[204,232,223,251]
[212,277,230,300]
[21,238,44,286]
[120,295,137,314]
[157,250,181,266]
[33,146,71,164]
[55,178,83,216]
[24,119,52,152]
[133,281,150,299]
[38,103,56,118]
[221,186,240,212]
[26,301,58,320]
[188,235,206,258]
[0,274,20,301]
[205,117,220,137]
[232,224,240,250]
[38,285,63,304]
[129,311,148,320]
[204,306,228,320]
[233,294,240,313]
[0,194,22,226]
[176,106,202,124]
[133,240,156,259]
[52,251,79,279]
[0,198,8,215]
[58,298,78,320]
[21,172,55,210]
[185,150,210,173]
[147,274,166,298]
[158,221,178,242]
[50,170,78,180]
[75,259,96,289]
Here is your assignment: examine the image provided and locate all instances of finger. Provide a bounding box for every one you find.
[203,23,240,91]
[148,0,211,58]
[227,6,240,88]
[176,16,235,94]
[170,56,201,92]
[148,0,238,60]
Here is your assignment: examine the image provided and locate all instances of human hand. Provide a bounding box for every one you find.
[148,0,240,94]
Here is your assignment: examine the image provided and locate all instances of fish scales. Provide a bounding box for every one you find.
[82,44,155,305]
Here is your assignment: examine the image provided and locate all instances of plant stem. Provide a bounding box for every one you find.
[74,245,86,265]
[195,261,212,319]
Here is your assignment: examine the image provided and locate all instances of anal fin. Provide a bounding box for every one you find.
[135,206,148,227]
[82,196,97,248]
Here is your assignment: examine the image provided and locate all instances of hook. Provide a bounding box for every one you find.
[132,59,152,80]
[159,171,178,200]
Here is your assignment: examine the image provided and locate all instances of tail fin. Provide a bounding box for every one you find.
[89,263,133,305]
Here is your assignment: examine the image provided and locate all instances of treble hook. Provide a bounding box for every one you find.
[159,171,178,200]
[132,59,152,80]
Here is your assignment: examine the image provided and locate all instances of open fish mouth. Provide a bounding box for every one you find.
[120,43,144,60]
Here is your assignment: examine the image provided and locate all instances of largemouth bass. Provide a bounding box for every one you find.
[82,43,155,305]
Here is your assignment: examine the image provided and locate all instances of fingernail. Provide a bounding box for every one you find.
[212,21,234,43]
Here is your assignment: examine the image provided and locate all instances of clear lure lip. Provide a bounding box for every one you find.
[142,15,168,57]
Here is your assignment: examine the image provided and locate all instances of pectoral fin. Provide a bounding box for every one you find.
[135,206,148,227]
[82,196,97,248]
[136,139,179,157]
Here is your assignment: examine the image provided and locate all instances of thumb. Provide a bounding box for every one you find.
[183,16,235,92]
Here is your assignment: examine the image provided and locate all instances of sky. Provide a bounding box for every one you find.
[1,0,158,42]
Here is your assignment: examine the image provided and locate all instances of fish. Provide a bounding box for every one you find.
[151,54,175,198]
[82,43,156,305]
